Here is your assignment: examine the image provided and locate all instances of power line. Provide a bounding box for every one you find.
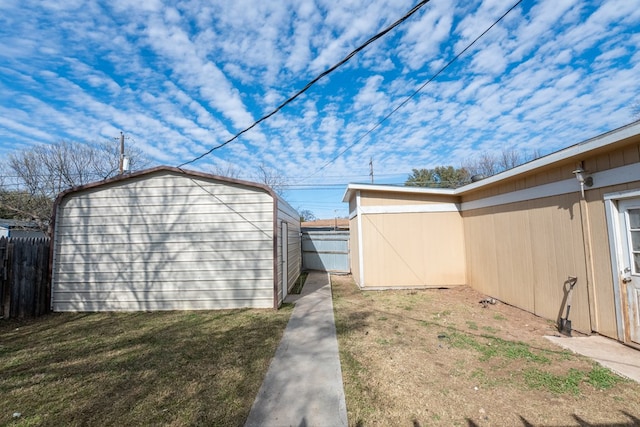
[302,0,524,180]
[176,0,433,168]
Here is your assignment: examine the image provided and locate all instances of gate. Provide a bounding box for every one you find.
[302,230,350,273]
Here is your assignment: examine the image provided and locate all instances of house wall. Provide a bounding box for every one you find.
[351,190,466,288]
[344,124,640,340]
[581,143,640,337]
[461,136,640,337]
[51,171,276,311]
[462,194,592,333]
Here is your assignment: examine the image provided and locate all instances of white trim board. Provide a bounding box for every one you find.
[356,190,365,287]
[462,162,640,211]
[358,203,460,215]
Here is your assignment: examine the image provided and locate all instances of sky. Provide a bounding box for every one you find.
[1,0,639,219]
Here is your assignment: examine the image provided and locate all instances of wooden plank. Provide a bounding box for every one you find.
[1,237,9,318]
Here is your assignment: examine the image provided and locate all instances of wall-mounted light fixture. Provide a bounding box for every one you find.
[572,167,593,198]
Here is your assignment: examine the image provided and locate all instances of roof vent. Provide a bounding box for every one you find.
[470,174,485,182]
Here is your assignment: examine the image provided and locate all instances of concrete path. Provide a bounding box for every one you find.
[245,271,348,427]
[545,335,640,383]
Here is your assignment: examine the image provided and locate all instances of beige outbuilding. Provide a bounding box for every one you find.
[344,121,640,348]
[51,166,300,311]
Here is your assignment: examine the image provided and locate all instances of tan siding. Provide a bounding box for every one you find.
[360,211,466,288]
[52,171,276,311]
[463,194,591,333]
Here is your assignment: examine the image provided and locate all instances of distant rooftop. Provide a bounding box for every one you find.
[301,218,349,229]
[0,219,41,229]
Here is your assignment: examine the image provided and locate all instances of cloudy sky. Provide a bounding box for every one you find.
[1,0,639,218]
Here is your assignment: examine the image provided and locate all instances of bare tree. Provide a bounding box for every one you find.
[0,139,148,233]
[463,148,543,179]
[500,148,522,171]
[209,165,243,179]
[254,164,288,196]
[298,209,316,222]
[633,102,640,120]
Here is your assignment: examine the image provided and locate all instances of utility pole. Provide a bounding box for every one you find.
[369,157,374,183]
[119,132,125,175]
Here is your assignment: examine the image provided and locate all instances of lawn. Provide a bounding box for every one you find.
[332,274,640,426]
[0,307,292,426]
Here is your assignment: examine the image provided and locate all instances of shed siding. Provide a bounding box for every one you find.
[275,201,301,304]
[52,172,275,311]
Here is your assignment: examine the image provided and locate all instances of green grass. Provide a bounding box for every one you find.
[446,330,625,396]
[446,332,550,363]
[482,326,499,334]
[524,368,585,395]
[0,308,292,426]
[466,321,478,330]
[290,272,309,294]
[587,364,625,390]
[523,363,625,395]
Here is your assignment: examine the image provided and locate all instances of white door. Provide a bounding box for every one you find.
[619,199,640,345]
[281,222,288,301]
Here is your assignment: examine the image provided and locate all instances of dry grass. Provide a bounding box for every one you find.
[332,274,640,427]
[0,307,292,426]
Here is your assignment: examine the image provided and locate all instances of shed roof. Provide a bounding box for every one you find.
[343,120,640,202]
[56,166,277,200]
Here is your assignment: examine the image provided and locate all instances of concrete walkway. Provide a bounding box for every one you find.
[545,335,640,383]
[245,271,348,427]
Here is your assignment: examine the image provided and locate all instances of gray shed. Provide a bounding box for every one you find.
[50,166,301,311]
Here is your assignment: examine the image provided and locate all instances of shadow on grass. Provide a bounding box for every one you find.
[512,411,640,427]
[0,308,292,426]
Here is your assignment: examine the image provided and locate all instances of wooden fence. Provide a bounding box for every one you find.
[0,237,50,319]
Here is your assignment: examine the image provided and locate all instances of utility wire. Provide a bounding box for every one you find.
[302,0,524,180]
[177,0,432,168]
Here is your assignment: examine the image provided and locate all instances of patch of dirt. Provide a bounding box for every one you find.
[331,275,640,427]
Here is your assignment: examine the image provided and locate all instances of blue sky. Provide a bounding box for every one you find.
[1,0,639,219]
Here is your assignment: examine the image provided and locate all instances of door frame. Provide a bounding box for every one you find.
[604,189,640,345]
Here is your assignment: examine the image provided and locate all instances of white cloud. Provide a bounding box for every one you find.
[0,0,638,217]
